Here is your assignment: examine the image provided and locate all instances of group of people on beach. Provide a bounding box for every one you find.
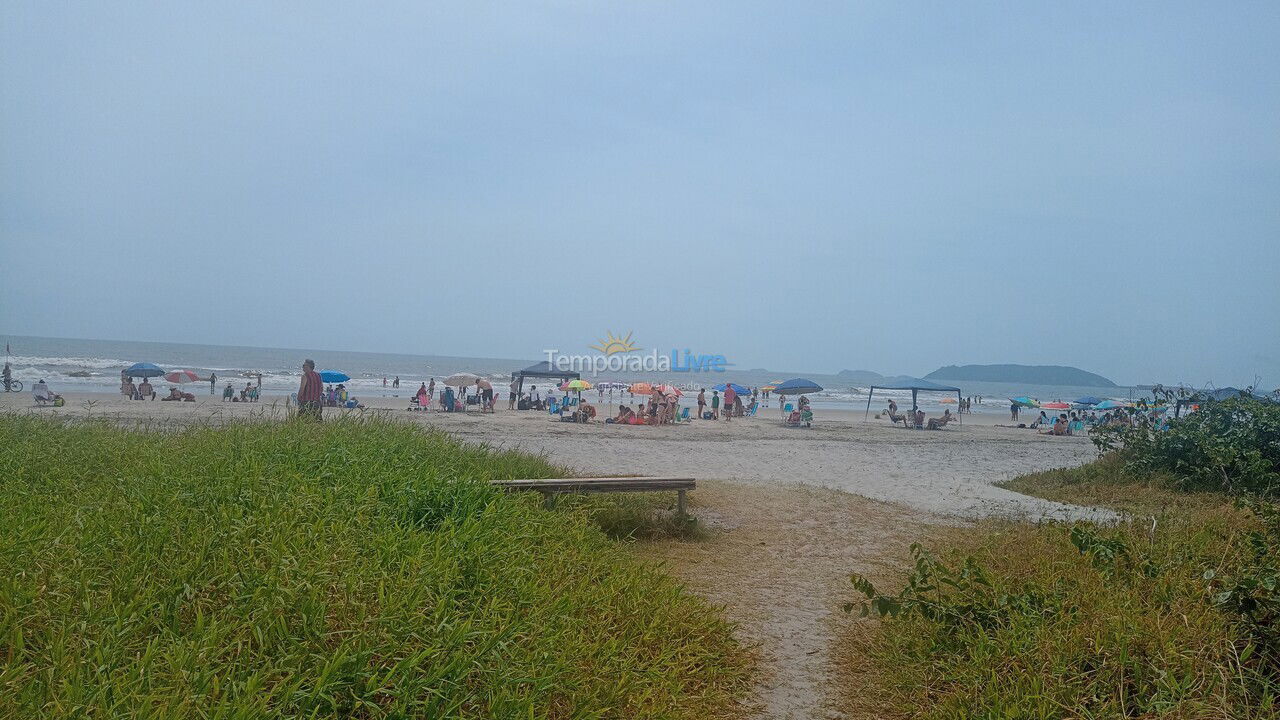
[120,375,156,401]
[882,399,956,430]
[221,382,260,403]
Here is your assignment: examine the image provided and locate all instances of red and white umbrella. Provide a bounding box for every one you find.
[164,370,202,384]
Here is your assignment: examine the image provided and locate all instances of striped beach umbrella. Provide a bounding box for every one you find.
[163,370,201,384]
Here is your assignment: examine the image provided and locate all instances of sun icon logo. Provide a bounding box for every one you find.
[590,331,640,355]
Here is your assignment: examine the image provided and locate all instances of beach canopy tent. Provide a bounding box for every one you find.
[864,377,963,421]
[511,361,580,398]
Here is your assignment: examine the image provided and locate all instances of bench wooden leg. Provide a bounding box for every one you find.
[676,489,687,519]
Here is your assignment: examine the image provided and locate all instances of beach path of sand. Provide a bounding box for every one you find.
[644,480,932,719]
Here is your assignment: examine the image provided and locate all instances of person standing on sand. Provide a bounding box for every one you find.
[1010,401,1019,421]
[711,390,720,419]
[723,384,736,422]
[209,372,216,394]
[297,359,323,420]
[697,388,706,419]
[509,379,519,410]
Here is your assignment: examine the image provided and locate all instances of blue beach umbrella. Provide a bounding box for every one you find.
[123,362,165,378]
[1010,396,1039,408]
[319,370,350,383]
[773,378,823,395]
[712,383,751,394]
[1074,396,1103,406]
[1095,400,1129,410]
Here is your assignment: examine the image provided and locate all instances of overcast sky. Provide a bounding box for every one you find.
[2,2,1277,386]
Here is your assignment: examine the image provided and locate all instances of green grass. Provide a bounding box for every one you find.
[0,414,749,719]
[999,451,1225,516]
[848,454,1280,718]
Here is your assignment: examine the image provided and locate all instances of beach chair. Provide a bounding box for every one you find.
[745,402,758,417]
[678,407,690,422]
[547,399,559,415]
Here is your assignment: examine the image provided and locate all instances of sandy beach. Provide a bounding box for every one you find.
[4,390,1101,521]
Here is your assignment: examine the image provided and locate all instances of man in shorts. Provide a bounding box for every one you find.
[297,359,323,420]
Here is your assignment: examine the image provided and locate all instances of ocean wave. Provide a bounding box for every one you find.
[6,354,134,370]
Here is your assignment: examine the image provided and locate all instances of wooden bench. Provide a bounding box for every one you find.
[493,476,695,518]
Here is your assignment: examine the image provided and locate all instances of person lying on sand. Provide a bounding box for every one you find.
[607,405,634,424]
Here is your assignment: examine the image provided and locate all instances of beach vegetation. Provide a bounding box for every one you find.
[0,414,749,718]
[1090,394,1280,494]
[844,396,1280,717]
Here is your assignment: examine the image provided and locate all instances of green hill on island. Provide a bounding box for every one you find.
[924,364,1117,387]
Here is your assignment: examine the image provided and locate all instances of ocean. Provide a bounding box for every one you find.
[1,334,1137,413]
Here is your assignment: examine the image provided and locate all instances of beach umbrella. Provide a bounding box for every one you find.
[319,370,350,383]
[443,373,481,387]
[628,382,654,396]
[760,384,777,392]
[593,381,629,391]
[940,397,957,404]
[1041,401,1070,410]
[1074,396,1103,406]
[655,384,682,396]
[712,383,750,394]
[163,370,201,384]
[561,379,592,392]
[124,362,165,378]
[1095,400,1129,410]
[773,378,823,395]
[1010,396,1040,408]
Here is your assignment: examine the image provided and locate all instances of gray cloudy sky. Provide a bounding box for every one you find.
[2,1,1278,386]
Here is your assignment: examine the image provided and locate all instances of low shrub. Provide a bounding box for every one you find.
[1092,395,1280,494]
[847,505,1280,717]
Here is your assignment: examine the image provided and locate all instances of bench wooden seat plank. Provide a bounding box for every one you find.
[493,476,695,516]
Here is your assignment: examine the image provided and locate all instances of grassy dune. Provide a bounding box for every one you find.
[0,415,749,718]
[847,455,1280,718]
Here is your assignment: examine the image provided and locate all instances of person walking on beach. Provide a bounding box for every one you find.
[711,390,720,419]
[209,372,217,394]
[297,359,323,420]
[723,384,736,422]
[697,388,706,419]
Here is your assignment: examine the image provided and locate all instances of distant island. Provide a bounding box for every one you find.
[836,369,887,383]
[924,364,1117,387]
